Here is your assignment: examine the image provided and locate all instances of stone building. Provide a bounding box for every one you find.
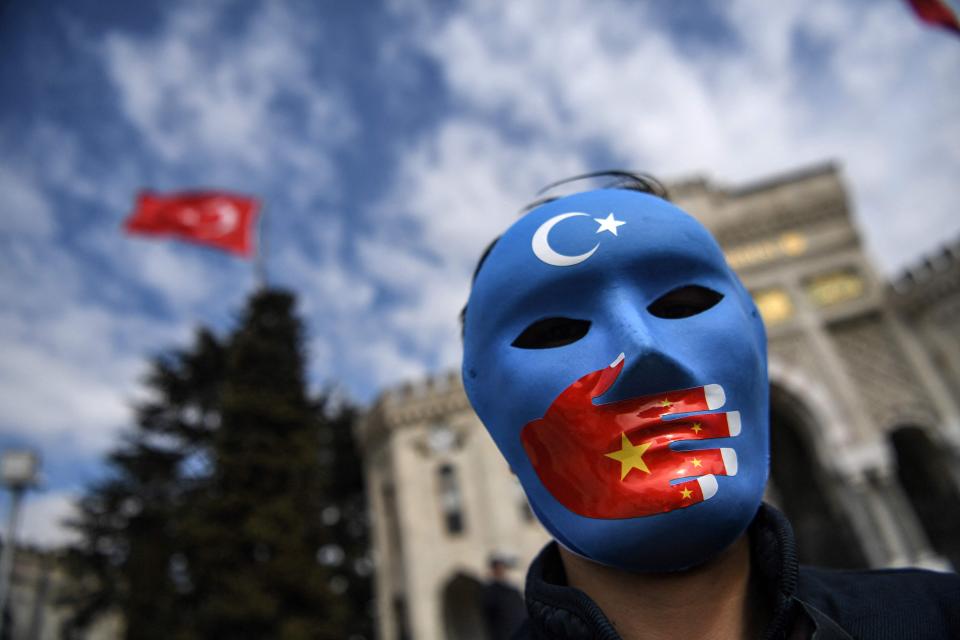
[357,163,960,640]
[885,236,960,568]
[2,545,122,640]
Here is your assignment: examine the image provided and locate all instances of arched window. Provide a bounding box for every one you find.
[438,464,466,535]
[442,573,485,640]
[382,483,403,555]
[890,426,960,568]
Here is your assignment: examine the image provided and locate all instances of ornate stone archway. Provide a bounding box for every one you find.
[767,378,867,568]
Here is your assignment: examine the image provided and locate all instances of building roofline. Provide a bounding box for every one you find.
[727,161,840,197]
[891,235,960,296]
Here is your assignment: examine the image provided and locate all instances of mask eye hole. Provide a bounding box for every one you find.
[512,317,591,349]
[647,285,724,319]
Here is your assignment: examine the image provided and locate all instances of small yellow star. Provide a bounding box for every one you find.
[691,422,703,434]
[680,487,693,500]
[604,433,652,480]
[659,398,674,408]
[690,457,702,468]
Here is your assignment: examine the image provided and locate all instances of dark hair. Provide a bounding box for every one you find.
[460,171,668,336]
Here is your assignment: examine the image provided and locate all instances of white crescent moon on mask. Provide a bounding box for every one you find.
[531,212,599,267]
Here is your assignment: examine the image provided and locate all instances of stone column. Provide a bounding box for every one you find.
[786,277,876,445]
[877,470,951,570]
[838,461,944,568]
[843,470,912,566]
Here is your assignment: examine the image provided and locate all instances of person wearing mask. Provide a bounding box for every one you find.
[459,173,960,639]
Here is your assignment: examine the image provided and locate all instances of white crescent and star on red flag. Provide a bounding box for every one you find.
[174,198,241,239]
[124,191,260,256]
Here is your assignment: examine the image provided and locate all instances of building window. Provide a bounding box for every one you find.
[382,484,403,551]
[804,269,865,307]
[438,463,466,535]
[752,288,794,326]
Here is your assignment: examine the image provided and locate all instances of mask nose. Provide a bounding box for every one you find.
[599,292,697,403]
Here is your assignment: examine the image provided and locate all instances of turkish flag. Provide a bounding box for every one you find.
[124,191,260,256]
[521,356,740,519]
[907,0,960,35]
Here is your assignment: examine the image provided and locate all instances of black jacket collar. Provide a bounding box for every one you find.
[519,504,851,640]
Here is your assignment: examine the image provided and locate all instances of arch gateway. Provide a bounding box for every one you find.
[357,163,960,640]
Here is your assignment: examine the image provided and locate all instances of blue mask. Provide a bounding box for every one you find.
[462,189,769,572]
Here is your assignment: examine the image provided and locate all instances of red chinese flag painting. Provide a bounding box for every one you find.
[124,191,260,257]
[907,0,960,35]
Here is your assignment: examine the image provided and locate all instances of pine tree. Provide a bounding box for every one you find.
[184,289,349,639]
[62,329,225,639]
[314,397,374,640]
[64,290,373,639]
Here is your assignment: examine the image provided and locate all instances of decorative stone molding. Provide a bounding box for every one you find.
[768,355,866,476]
[828,314,939,430]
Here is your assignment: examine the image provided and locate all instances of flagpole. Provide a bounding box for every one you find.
[255,201,268,290]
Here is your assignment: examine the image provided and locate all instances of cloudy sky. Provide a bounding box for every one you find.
[0,0,958,546]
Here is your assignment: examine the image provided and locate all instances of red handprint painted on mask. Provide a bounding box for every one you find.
[520,354,740,519]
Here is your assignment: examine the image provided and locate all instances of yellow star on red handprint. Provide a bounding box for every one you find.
[604,432,651,480]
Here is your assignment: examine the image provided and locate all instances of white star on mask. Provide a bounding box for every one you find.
[594,213,627,236]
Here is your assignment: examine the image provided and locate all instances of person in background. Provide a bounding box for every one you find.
[460,172,960,640]
[481,552,527,640]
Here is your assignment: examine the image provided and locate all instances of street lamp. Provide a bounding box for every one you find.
[0,450,40,639]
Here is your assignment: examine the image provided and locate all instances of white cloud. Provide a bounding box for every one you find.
[106,233,253,315]
[261,120,586,394]
[353,120,586,379]
[0,166,55,237]
[0,345,133,442]
[0,1,352,547]
[5,0,959,546]
[17,490,81,549]
[386,0,960,277]
[351,0,960,401]
[258,116,581,393]
[0,294,177,454]
[376,120,585,265]
[0,137,196,460]
[0,2,363,553]
[101,2,354,190]
[347,336,429,391]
